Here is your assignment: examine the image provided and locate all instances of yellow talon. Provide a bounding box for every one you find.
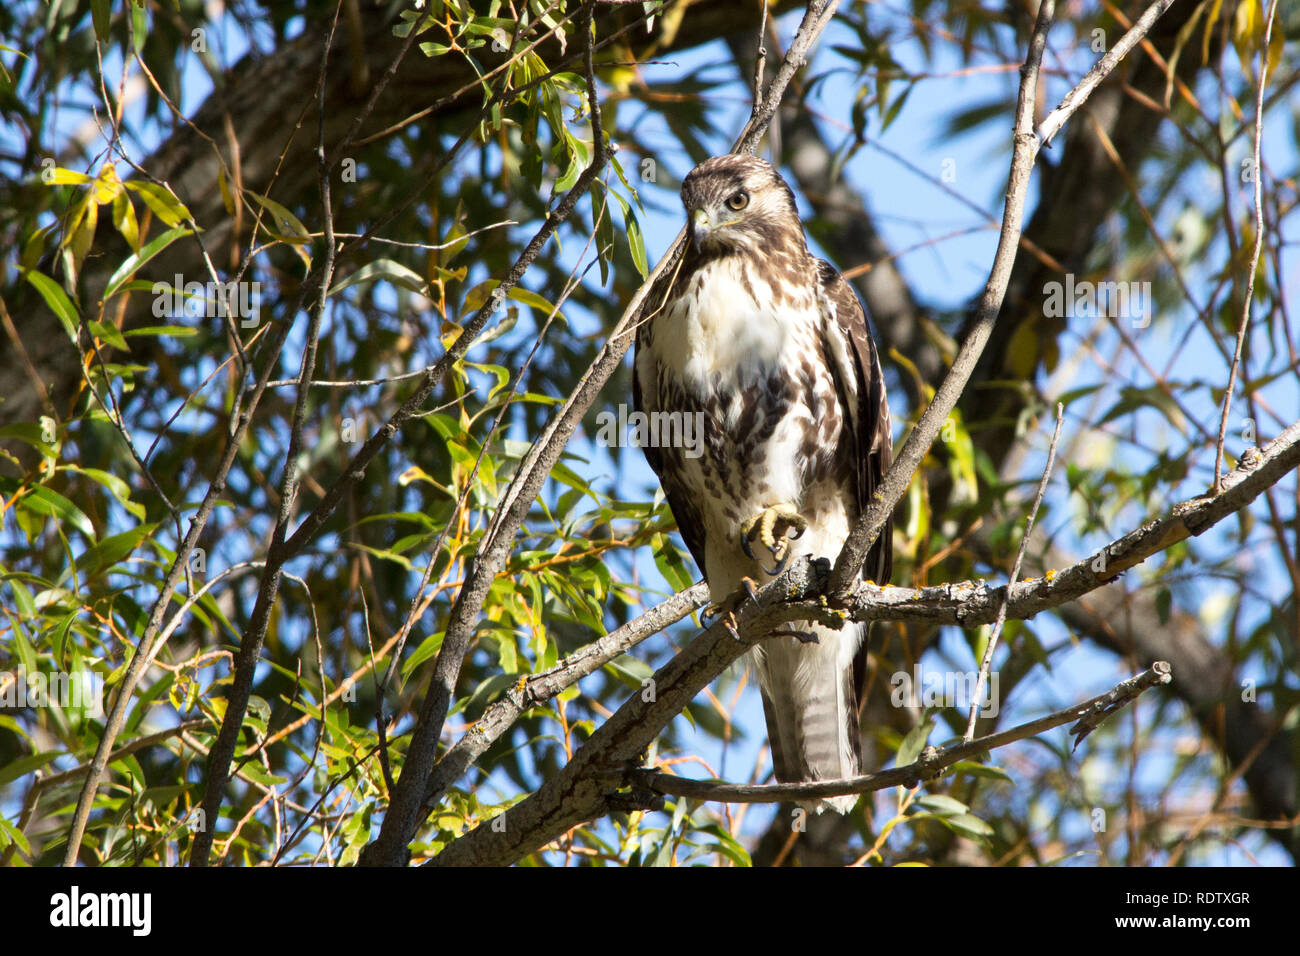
[739,502,808,574]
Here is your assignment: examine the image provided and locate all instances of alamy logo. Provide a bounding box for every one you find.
[1043,274,1152,327]
[49,887,151,936]
[0,669,103,717]
[152,275,260,325]
[890,663,999,718]
[594,404,706,459]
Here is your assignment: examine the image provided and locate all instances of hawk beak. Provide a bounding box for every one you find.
[691,207,710,250]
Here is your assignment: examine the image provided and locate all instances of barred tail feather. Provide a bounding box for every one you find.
[752,621,865,815]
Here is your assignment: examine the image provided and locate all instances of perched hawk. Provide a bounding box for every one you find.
[634,154,893,814]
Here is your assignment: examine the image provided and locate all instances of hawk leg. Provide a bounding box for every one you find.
[739,503,807,575]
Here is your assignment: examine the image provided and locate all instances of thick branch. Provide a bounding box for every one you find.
[783,418,1300,628]
[418,583,708,809]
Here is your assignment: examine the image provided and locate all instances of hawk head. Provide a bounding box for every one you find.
[680,154,804,256]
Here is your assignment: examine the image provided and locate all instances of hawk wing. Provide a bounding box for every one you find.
[633,322,709,577]
[817,259,894,719]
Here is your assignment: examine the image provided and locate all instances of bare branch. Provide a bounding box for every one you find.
[418,583,709,810]
[1035,0,1180,150]
[964,404,1063,741]
[1215,0,1279,493]
[616,662,1172,805]
[826,0,1059,596]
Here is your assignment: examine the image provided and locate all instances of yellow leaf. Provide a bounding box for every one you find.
[1232,0,1279,76]
[69,200,98,279]
[112,191,139,251]
[92,164,122,205]
[45,168,92,186]
[218,167,235,216]
[1201,0,1226,64]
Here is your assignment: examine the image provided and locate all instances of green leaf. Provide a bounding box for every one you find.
[936,812,994,841]
[245,190,311,245]
[0,479,95,539]
[1155,586,1172,625]
[62,465,146,521]
[896,718,934,769]
[0,423,58,459]
[123,324,197,340]
[611,191,648,278]
[328,258,429,297]
[0,751,59,787]
[401,632,445,683]
[917,793,968,816]
[949,760,1014,784]
[23,270,79,343]
[78,524,158,578]
[88,320,129,351]
[89,0,112,41]
[103,225,193,300]
[653,534,694,593]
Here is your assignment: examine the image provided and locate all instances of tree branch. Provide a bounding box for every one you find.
[828,0,1182,596]
[965,404,1063,741]
[417,583,709,810]
[785,416,1300,629]
[826,0,1059,595]
[614,661,1171,804]
[1034,0,1180,149]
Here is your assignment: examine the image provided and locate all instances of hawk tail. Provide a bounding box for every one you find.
[755,622,865,815]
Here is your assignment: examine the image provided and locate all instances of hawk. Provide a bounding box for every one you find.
[634,154,893,814]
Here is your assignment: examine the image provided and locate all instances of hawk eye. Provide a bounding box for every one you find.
[726,191,749,211]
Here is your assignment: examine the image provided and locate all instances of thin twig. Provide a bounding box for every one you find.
[736,0,840,156]
[750,0,770,113]
[1035,0,1179,150]
[619,662,1172,804]
[189,3,345,866]
[827,0,1060,595]
[964,403,1064,741]
[1214,0,1278,494]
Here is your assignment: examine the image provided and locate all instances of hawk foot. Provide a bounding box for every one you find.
[702,577,763,621]
[739,503,807,575]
